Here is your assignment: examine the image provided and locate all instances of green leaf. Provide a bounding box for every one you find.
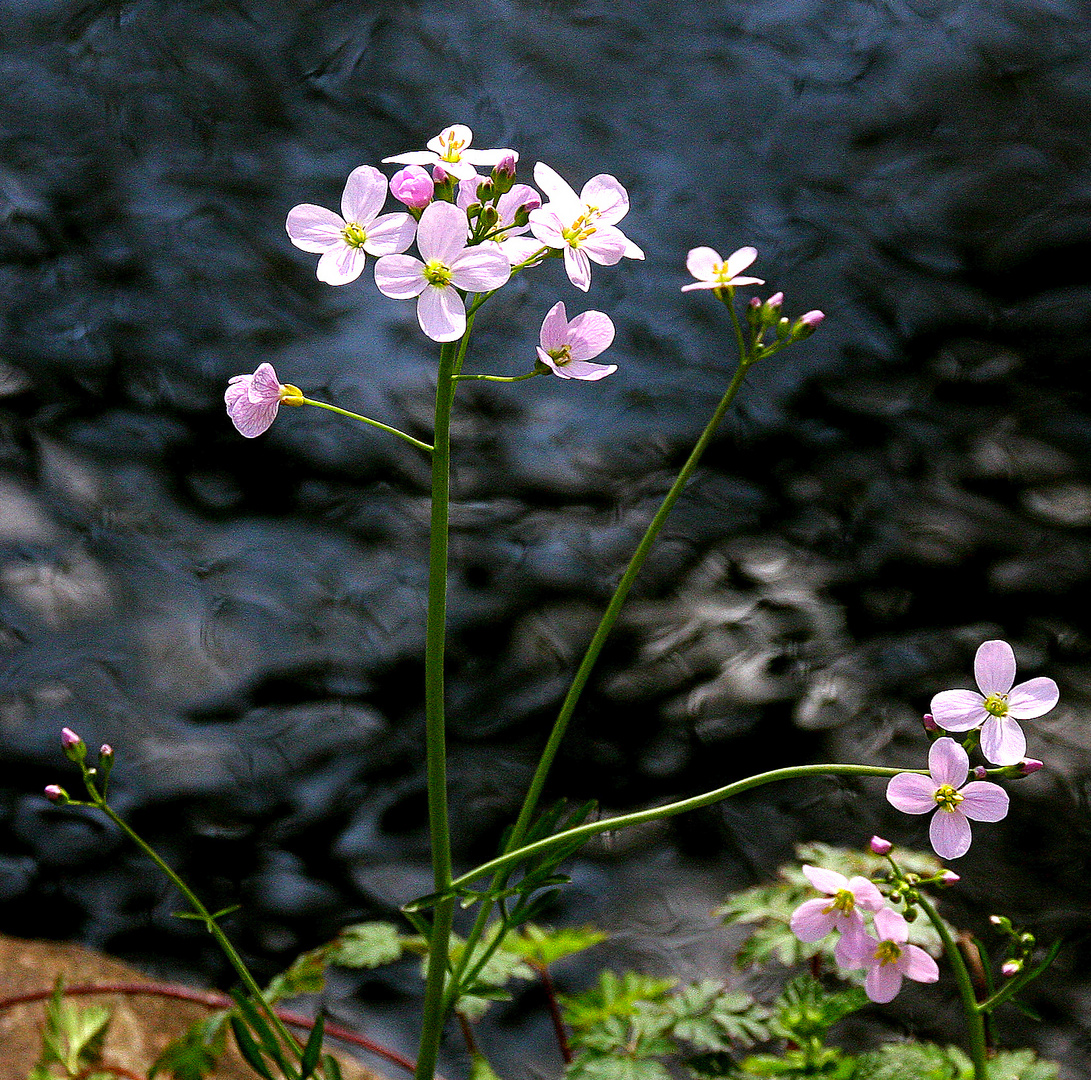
[330,922,408,969]
[322,1054,345,1080]
[229,990,291,1074]
[567,1053,673,1080]
[150,1013,228,1080]
[852,1042,973,1080]
[984,1049,1060,1080]
[35,976,113,1074]
[469,1052,505,1080]
[228,1016,278,1080]
[772,976,868,1042]
[562,971,678,1036]
[667,981,770,1051]
[506,924,609,967]
[265,947,330,1004]
[299,1014,326,1080]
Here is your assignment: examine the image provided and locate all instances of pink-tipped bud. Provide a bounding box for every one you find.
[792,309,825,341]
[1019,758,1044,776]
[431,163,450,185]
[100,744,113,759]
[390,165,434,210]
[922,712,939,732]
[990,914,1012,931]
[60,727,86,763]
[1001,959,1022,978]
[61,727,81,749]
[869,835,893,855]
[766,291,784,308]
[495,152,516,177]
[940,870,960,886]
[973,765,988,780]
[44,784,68,803]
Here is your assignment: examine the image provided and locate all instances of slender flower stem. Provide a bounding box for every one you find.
[453,371,542,382]
[914,891,989,1080]
[299,398,434,453]
[414,339,460,1080]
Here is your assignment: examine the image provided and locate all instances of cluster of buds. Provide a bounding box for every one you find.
[44,729,114,806]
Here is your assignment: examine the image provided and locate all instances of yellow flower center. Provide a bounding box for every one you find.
[562,211,598,247]
[341,222,369,249]
[423,259,453,287]
[822,888,857,916]
[438,130,468,162]
[875,940,903,966]
[934,784,964,812]
[278,383,305,407]
[548,344,573,367]
[983,692,1009,717]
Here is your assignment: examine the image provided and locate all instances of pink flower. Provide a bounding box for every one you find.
[529,162,644,292]
[382,124,516,182]
[286,165,416,285]
[535,302,617,381]
[789,865,885,966]
[373,201,510,342]
[225,362,302,438]
[842,907,939,1003]
[681,246,765,292]
[930,640,1059,765]
[886,738,1009,859]
[390,165,434,210]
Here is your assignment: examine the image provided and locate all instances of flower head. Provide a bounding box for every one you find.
[681,246,765,292]
[790,865,885,966]
[374,201,510,342]
[286,165,416,285]
[528,162,644,291]
[886,737,1009,859]
[225,363,303,438]
[535,302,616,381]
[842,907,939,1003]
[930,640,1059,765]
[382,125,516,182]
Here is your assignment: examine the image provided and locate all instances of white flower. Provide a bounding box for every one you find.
[382,125,516,182]
[681,246,764,292]
[535,302,616,381]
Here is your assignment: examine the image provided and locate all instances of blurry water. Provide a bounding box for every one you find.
[3,0,1091,1074]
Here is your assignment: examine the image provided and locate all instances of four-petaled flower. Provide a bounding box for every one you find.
[529,162,644,292]
[681,246,765,292]
[789,865,885,965]
[383,125,517,182]
[225,362,302,438]
[886,737,1009,859]
[931,639,1059,765]
[842,907,940,1003]
[535,302,617,381]
[286,166,416,285]
[374,201,511,342]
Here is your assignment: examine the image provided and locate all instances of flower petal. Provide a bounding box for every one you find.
[930,808,972,859]
[566,311,615,361]
[374,255,427,299]
[247,362,282,404]
[500,236,546,266]
[552,359,617,381]
[865,964,904,1004]
[930,689,988,732]
[1007,677,1060,719]
[363,212,417,256]
[341,165,388,226]
[448,245,512,292]
[886,773,937,814]
[980,716,1026,766]
[417,284,465,342]
[579,173,629,224]
[847,876,886,913]
[317,244,367,285]
[564,245,592,291]
[686,247,723,281]
[958,780,1010,822]
[416,201,470,265]
[790,898,836,942]
[873,907,908,944]
[528,208,566,248]
[538,302,569,352]
[427,124,474,156]
[226,378,280,438]
[286,204,345,253]
[581,225,629,267]
[975,639,1016,695]
[801,865,848,895]
[833,919,869,967]
[462,147,517,167]
[903,944,940,984]
[724,246,758,278]
[382,151,439,167]
[533,161,581,214]
[929,737,969,788]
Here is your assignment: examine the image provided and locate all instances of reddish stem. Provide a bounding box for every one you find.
[0,981,422,1076]
[533,962,572,1065]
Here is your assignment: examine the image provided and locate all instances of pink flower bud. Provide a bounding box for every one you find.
[799,309,825,328]
[44,784,67,803]
[495,152,516,177]
[869,835,893,855]
[1001,959,1022,978]
[1019,758,1044,776]
[100,744,113,758]
[432,163,449,185]
[973,765,988,780]
[390,165,434,210]
[61,727,81,749]
[766,292,784,308]
[922,712,939,732]
[940,870,960,886]
[748,296,761,309]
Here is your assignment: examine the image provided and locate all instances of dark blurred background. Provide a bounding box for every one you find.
[3,0,1091,1075]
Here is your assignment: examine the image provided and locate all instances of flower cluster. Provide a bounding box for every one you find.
[790,864,939,1003]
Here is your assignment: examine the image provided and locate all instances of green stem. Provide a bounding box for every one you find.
[298,398,433,453]
[95,803,304,1065]
[447,764,913,895]
[454,371,543,382]
[975,937,1063,1014]
[414,339,460,1080]
[915,891,989,1079]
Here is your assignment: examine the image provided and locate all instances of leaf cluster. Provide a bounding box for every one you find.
[29,978,113,1080]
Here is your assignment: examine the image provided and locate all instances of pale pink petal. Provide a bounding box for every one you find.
[439,159,481,181]
[533,162,581,213]
[680,279,721,293]
[579,174,629,224]
[564,246,592,291]
[930,689,987,732]
[980,717,1026,766]
[724,246,758,278]
[886,773,937,814]
[456,175,485,210]
[416,201,470,265]
[903,944,940,983]
[317,244,367,286]
[247,362,282,404]
[363,212,417,256]
[462,147,516,167]
[417,284,465,342]
[226,377,280,438]
[930,809,972,859]
[581,226,629,267]
[865,964,903,1004]
[929,737,968,788]
[975,639,1016,695]
[800,865,847,895]
[551,359,617,381]
[499,235,546,265]
[448,246,511,292]
[790,898,836,942]
[833,919,868,968]
[286,204,345,253]
[1007,677,1060,719]
[341,165,388,226]
[847,876,886,913]
[726,274,764,286]
[566,311,615,361]
[528,208,566,248]
[382,151,439,167]
[497,184,541,226]
[958,781,1010,822]
[686,247,724,281]
[539,302,569,352]
[374,255,427,299]
[873,907,908,944]
[623,235,646,260]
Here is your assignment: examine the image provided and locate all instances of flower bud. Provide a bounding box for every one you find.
[792,310,825,340]
[1019,931,1035,948]
[60,727,86,763]
[1001,959,1022,978]
[100,744,113,760]
[759,292,784,327]
[903,905,918,922]
[481,206,499,229]
[990,915,1013,932]
[44,784,69,804]
[776,316,791,340]
[940,870,960,886]
[390,165,434,210]
[431,164,449,185]
[922,712,939,732]
[1019,759,1044,776]
[477,180,495,203]
[973,765,988,780]
[869,835,892,855]
[492,153,517,188]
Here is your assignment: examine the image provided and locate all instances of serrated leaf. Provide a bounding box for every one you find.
[506,924,608,967]
[329,922,407,969]
[852,1042,972,1080]
[667,981,770,1051]
[35,977,113,1074]
[567,1052,673,1080]
[265,947,329,1004]
[562,971,677,1035]
[985,1049,1060,1080]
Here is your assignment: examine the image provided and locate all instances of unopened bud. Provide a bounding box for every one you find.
[1019,932,1036,948]
[431,164,449,185]
[1001,959,1022,978]
[60,727,86,763]
[100,744,113,759]
[973,765,988,780]
[44,784,69,804]
[390,165,434,210]
[493,152,517,179]
[792,310,825,339]
[477,180,495,203]
[869,835,892,855]
[480,206,499,229]
[940,870,960,886]
[903,905,918,922]
[1019,759,1044,776]
[747,295,762,327]
[922,712,939,732]
[990,915,1013,932]
[776,316,791,340]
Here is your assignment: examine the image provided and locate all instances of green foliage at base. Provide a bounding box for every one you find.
[28,978,113,1080]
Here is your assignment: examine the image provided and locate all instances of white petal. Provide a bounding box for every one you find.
[427,124,473,155]
[533,161,581,213]
[1007,677,1060,719]
[286,204,345,253]
[579,173,629,224]
[566,310,615,361]
[975,640,1016,695]
[528,208,566,248]
[363,213,418,256]
[417,284,465,342]
[374,255,427,299]
[582,226,629,267]
[980,716,1026,766]
[382,151,439,166]
[723,246,758,278]
[564,246,592,291]
[448,246,512,292]
[317,245,366,285]
[930,809,972,859]
[341,165,388,226]
[930,689,988,732]
[686,246,724,281]
[557,359,617,381]
[789,898,835,943]
[801,865,848,894]
[416,201,470,265]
